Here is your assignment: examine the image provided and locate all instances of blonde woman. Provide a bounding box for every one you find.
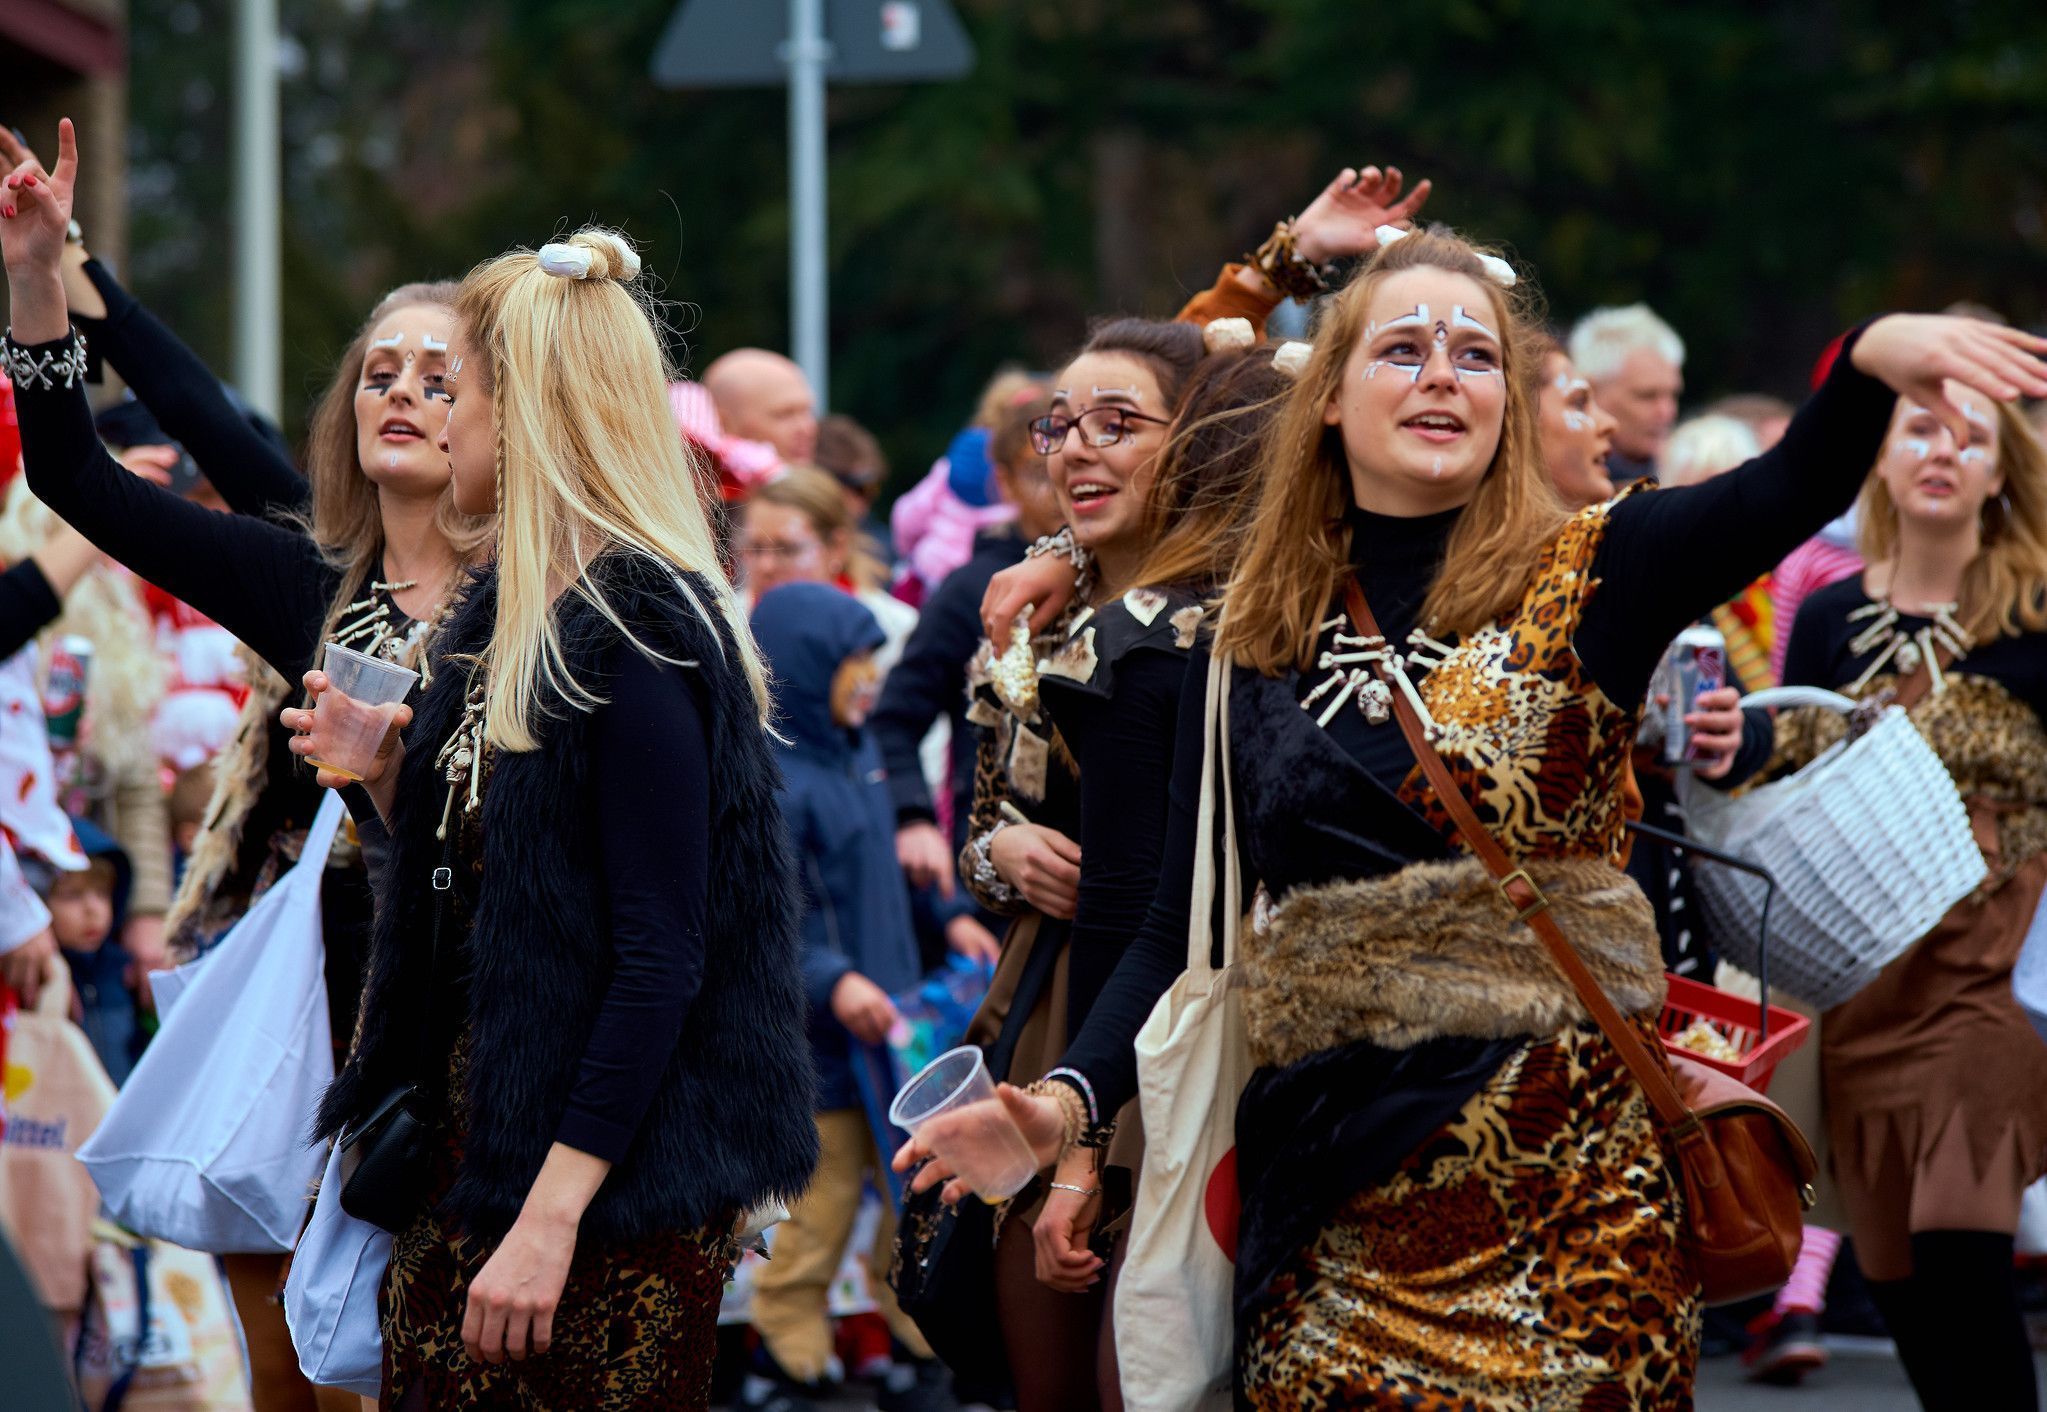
[900,227,2046,1406]
[1,119,485,1412]
[1770,392,2047,1409]
[285,228,817,1410]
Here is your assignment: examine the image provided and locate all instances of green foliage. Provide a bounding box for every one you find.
[126,0,2047,481]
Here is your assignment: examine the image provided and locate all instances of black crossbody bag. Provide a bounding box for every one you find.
[336,798,456,1233]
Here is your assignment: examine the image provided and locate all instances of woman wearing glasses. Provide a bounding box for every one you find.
[945,321,1292,1411]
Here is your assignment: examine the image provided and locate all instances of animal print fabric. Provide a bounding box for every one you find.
[1240,1019,1699,1410]
[380,1042,738,1410]
[1394,501,1642,868]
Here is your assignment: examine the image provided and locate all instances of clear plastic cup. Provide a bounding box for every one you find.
[308,642,419,782]
[889,1045,1040,1203]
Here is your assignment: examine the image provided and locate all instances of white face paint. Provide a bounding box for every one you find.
[1896,437,1933,462]
[1963,403,1992,429]
[1554,372,1595,431]
[1364,303,1502,383]
[1958,446,1991,465]
[421,334,448,353]
[1432,455,1444,479]
[368,333,405,350]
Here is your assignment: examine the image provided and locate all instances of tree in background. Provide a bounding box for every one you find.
[126,0,2047,488]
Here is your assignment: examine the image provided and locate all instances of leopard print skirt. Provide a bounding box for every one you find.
[380,1042,740,1409]
[1240,1020,1700,1410]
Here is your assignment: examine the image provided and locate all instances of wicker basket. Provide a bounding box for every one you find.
[1682,686,1986,1011]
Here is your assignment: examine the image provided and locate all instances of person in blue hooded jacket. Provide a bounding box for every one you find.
[746,582,951,1412]
[24,815,141,1084]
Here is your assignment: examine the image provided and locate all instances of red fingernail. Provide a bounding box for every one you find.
[21,175,33,187]
[2,207,13,219]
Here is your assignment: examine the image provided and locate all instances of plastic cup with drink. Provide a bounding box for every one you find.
[889,1045,1040,1203]
[307,642,419,782]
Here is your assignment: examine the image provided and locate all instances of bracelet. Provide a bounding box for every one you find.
[1023,526,1095,603]
[1024,1078,1088,1151]
[1042,1067,1101,1128]
[967,820,1019,905]
[1244,219,1332,302]
[1048,1182,1101,1198]
[2,328,88,392]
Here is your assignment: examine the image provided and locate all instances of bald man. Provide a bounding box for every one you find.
[703,348,819,465]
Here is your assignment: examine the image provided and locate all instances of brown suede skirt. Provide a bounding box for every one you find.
[1824,845,2047,1280]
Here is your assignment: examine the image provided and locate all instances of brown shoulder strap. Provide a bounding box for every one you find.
[1342,579,1698,1137]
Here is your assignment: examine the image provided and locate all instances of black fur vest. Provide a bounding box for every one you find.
[316,553,819,1242]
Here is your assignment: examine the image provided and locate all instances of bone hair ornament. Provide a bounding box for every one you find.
[1373,225,1518,288]
[1273,341,1313,378]
[1204,317,1257,354]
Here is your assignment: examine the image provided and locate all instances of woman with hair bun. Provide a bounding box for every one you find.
[284,227,817,1410]
[899,224,2047,1406]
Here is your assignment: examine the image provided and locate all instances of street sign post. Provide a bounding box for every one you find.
[652,0,974,408]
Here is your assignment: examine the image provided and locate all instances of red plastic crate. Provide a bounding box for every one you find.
[1657,973,1811,1094]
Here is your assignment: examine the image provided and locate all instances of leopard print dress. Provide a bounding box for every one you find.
[1239,501,1700,1410]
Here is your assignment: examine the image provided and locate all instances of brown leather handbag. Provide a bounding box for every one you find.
[1345,581,1818,1305]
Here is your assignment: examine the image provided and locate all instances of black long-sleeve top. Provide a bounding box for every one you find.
[75,258,309,518]
[1058,332,1899,1120]
[0,558,62,661]
[555,647,713,1162]
[11,324,704,1155]
[869,528,1026,845]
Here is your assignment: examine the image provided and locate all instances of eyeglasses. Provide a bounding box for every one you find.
[736,538,822,562]
[1029,406,1169,455]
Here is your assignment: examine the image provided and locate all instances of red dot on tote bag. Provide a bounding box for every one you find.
[1204,1146,1239,1263]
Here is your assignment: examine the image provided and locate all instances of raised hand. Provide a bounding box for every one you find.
[1850,315,2047,446]
[1,118,76,277]
[1293,164,1434,266]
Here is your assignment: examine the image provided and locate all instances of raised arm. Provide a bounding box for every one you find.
[4,120,337,681]
[71,253,309,517]
[1582,316,2047,706]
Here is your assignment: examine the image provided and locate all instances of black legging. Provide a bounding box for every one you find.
[1867,1230,2037,1412]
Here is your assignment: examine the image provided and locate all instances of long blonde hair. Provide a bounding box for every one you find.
[0,480,165,780]
[454,227,771,749]
[301,281,496,661]
[1214,228,1562,674]
[1857,398,2047,640]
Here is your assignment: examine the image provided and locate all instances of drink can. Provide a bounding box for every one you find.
[1662,625,1727,767]
[43,634,93,750]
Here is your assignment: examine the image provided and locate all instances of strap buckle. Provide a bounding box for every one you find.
[1498,867,1550,923]
[431,866,453,892]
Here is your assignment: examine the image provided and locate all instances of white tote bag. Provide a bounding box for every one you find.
[79,792,345,1253]
[1114,650,1250,1412]
[283,1141,390,1396]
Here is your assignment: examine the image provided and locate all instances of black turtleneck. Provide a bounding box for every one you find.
[1058,333,1899,1123]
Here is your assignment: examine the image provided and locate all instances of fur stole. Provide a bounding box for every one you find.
[1243,856,1665,1069]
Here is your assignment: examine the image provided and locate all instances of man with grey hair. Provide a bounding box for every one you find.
[1568,304,1685,484]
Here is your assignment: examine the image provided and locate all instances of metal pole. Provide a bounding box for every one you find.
[785,0,830,409]
[233,0,282,419]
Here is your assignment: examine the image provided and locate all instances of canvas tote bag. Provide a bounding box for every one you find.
[1114,649,1251,1411]
[79,792,346,1252]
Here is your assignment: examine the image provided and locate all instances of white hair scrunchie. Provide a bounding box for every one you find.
[1372,224,1518,289]
[537,243,594,280]
[536,232,642,282]
[1272,341,1314,378]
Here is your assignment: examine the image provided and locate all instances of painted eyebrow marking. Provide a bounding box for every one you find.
[1451,306,1498,341]
[422,335,448,353]
[368,333,405,350]
[1897,437,1932,460]
[1366,304,1431,339]
[1962,403,1992,429]
[1958,445,1991,464]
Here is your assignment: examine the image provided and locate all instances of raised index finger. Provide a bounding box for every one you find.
[52,118,77,190]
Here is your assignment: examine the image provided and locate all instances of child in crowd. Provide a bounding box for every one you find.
[745,581,953,1412]
[167,759,216,886]
[27,818,139,1084]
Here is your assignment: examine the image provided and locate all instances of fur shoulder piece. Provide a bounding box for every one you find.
[1243,856,1664,1068]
